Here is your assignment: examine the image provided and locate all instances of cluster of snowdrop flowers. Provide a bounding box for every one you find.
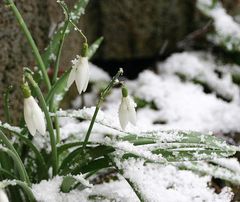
[21,83,46,136]
[0,189,9,202]
[21,42,136,136]
[118,86,137,130]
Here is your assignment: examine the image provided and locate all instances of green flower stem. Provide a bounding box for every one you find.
[70,20,88,43]
[49,16,70,144]
[25,72,58,176]
[5,0,51,91]
[1,180,36,202]
[54,114,61,143]
[0,130,30,185]
[52,17,69,85]
[82,68,123,151]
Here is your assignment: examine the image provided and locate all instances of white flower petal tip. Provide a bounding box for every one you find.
[0,189,9,202]
[24,96,46,136]
[67,56,90,95]
[118,96,137,130]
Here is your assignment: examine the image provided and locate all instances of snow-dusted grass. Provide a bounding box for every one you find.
[31,51,240,201]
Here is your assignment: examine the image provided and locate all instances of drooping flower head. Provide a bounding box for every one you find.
[67,43,90,95]
[21,83,46,136]
[118,86,137,130]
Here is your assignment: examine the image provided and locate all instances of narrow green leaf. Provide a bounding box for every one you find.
[179,161,240,185]
[72,157,112,175]
[87,37,104,59]
[57,142,84,155]
[60,145,114,175]
[61,175,91,193]
[46,69,70,106]
[61,176,78,193]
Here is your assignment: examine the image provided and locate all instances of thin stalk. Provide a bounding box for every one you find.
[5,0,51,90]
[54,114,61,143]
[49,3,70,143]
[70,20,88,43]
[0,130,30,185]
[82,68,123,151]
[25,72,58,176]
[52,2,70,85]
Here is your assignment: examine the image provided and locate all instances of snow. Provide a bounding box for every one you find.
[158,51,239,102]
[197,0,240,51]
[116,159,233,202]
[89,62,110,82]
[32,175,138,202]
[32,162,233,202]
[31,50,240,201]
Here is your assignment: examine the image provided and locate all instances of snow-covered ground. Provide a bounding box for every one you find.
[32,51,240,202]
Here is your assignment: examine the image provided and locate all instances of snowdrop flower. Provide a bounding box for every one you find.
[0,189,9,202]
[118,86,137,130]
[22,83,46,136]
[67,43,89,95]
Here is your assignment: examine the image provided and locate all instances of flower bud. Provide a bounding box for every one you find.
[118,87,137,130]
[67,54,90,95]
[24,96,46,136]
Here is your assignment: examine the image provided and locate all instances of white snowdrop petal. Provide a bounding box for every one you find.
[127,97,137,125]
[0,189,9,202]
[128,106,137,126]
[83,62,90,92]
[32,104,46,135]
[24,97,37,136]
[24,96,46,136]
[76,57,88,94]
[66,68,76,89]
[119,99,129,130]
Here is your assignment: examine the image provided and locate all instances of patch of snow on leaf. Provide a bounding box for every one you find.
[117,159,233,202]
[32,176,91,202]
